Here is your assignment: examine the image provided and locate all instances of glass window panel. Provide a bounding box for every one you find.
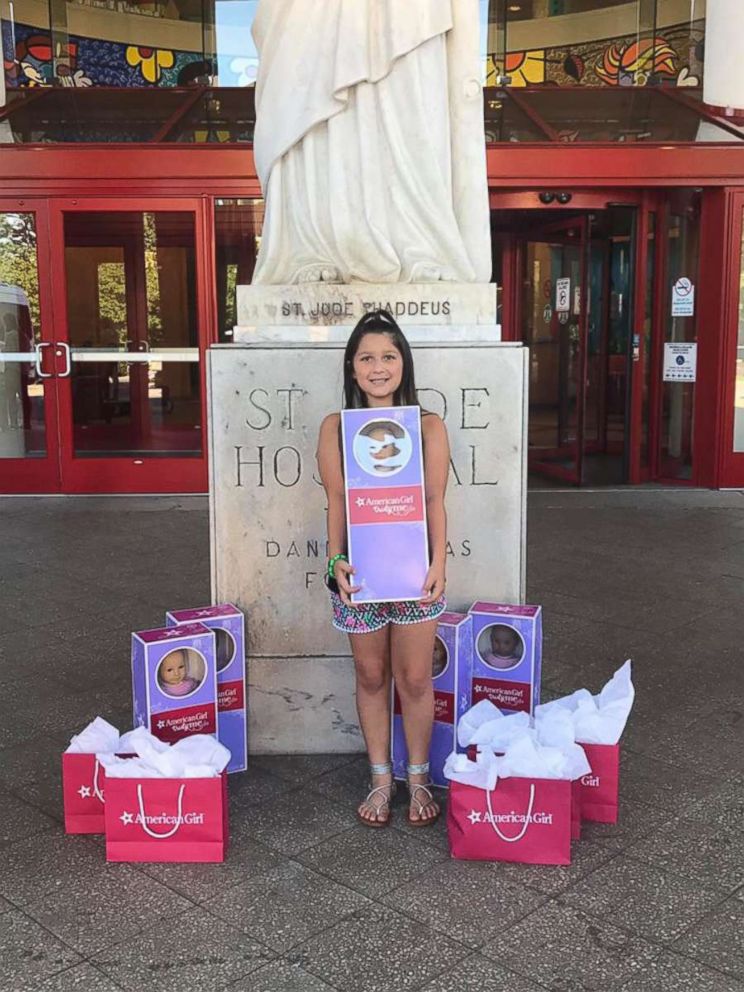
[483,0,705,90]
[522,232,582,461]
[5,88,187,141]
[169,88,254,143]
[2,0,257,94]
[0,212,46,457]
[519,87,706,142]
[484,90,546,142]
[2,0,52,115]
[214,198,263,342]
[214,0,258,86]
[734,210,744,452]
[64,210,202,457]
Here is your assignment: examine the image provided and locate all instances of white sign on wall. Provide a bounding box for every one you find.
[556,278,571,313]
[663,342,697,382]
[671,277,695,317]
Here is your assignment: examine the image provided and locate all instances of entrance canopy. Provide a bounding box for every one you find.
[1,85,743,145]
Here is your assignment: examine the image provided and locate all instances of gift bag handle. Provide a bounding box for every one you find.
[485,782,536,843]
[93,759,105,804]
[136,783,186,840]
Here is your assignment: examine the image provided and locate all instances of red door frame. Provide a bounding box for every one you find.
[493,187,733,488]
[716,190,744,486]
[0,197,62,493]
[47,195,213,493]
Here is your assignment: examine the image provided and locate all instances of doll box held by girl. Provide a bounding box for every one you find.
[468,602,543,716]
[132,623,218,745]
[392,612,473,787]
[166,605,247,774]
[341,405,429,603]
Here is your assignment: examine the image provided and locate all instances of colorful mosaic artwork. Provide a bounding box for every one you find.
[486,20,704,89]
[3,17,705,95]
[2,20,205,89]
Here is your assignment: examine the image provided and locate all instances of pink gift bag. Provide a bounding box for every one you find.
[578,742,620,824]
[571,779,582,840]
[448,776,572,865]
[62,753,106,834]
[104,772,228,863]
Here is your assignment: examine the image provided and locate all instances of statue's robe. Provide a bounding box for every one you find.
[251,0,491,284]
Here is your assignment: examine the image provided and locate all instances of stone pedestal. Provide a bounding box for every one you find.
[209,279,522,753]
[236,282,499,330]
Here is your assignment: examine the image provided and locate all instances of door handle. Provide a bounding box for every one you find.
[55,342,71,378]
[35,342,54,378]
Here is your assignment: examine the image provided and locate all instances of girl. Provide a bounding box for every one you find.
[316,310,449,828]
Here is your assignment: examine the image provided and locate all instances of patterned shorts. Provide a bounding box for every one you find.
[330,591,446,635]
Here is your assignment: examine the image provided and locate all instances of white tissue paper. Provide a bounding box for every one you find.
[498,734,590,781]
[534,660,634,745]
[444,734,590,791]
[98,734,230,779]
[117,726,169,755]
[457,699,532,749]
[65,717,121,754]
[534,707,577,749]
[444,748,500,791]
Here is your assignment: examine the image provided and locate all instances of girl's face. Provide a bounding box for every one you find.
[352,332,404,407]
[161,652,187,686]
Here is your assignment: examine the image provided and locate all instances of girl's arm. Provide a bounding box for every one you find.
[316,413,360,604]
[421,413,450,603]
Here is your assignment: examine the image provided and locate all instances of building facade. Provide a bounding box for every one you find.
[1,0,744,492]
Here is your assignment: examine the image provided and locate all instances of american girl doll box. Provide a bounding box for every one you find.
[468,603,542,716]
[341,405,429,603]
[392,612,473,787]
[132,623,218,745]
[166,605,247,774]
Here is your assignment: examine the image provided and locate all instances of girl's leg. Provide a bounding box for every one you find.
[390,618,440,823]
[348,625,393,823]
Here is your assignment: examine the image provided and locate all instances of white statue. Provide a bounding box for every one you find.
[251,0,491,285]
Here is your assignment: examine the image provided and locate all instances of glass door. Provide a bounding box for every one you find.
[0,202,62,493]
[657,190,701,482]
[521,215,589,484]
[48,198,210,493]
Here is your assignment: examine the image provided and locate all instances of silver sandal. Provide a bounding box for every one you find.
[357,761,396,828]
[406,761,440,828]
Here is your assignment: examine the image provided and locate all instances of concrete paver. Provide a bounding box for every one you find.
[0,490,742,991]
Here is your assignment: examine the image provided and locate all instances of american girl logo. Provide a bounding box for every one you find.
[119,810,206,827]
[471,677,531,713]
[151,703,217,743]
[467,809,554,826]
[348,486,424,525]
[581,774,600,787]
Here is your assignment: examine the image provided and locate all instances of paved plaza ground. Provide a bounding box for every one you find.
[1,489,743,992]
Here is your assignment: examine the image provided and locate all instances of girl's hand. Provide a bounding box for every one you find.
[421,562,445,604]
[335,559,361,607]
